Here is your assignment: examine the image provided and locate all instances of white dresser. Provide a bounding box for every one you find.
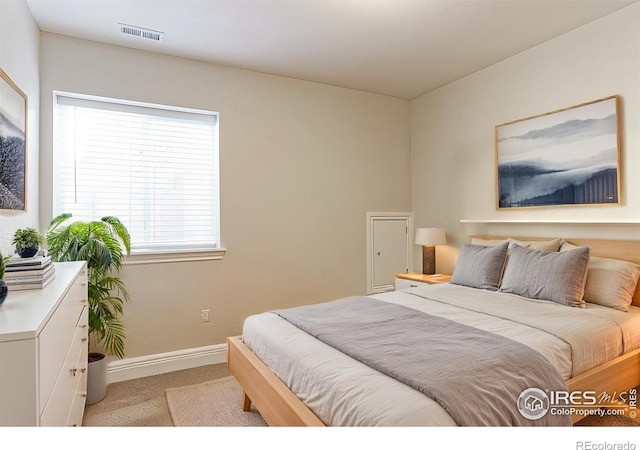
[0,261,88,426]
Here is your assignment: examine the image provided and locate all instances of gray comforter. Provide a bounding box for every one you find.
[274,296,572,426]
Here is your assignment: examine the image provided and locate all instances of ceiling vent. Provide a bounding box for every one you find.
[119,23,165,42]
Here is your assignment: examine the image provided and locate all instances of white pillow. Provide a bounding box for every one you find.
[470,237,508,247]
[507,238,562,252]
[470,237,561,252]
[560,241,640,312]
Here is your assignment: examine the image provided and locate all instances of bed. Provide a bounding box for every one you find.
[227,236,640,426]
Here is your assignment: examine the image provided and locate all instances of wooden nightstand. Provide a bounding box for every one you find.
[394,273,452,290]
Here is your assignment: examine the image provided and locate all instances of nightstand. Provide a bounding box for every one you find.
[394,272,452,290]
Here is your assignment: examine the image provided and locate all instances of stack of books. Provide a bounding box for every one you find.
[3,255,56,290]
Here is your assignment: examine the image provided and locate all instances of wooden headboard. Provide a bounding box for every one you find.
[469,235,640,307]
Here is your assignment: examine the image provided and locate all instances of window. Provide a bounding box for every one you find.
[53,92,221,256]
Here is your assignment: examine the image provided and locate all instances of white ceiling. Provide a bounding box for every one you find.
[25,0,636,99]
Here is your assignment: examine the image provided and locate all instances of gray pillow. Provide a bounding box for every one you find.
[499,244,590,307]
[451,242,509,291]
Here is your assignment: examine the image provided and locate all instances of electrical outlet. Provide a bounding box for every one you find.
[200,309,210,322]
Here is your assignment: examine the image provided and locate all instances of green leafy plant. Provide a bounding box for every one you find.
[0,251,8,279]
[12,227,44,253]
[46,213,131,359]
[0,252,11,306]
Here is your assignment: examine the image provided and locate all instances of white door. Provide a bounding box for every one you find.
[367,213,412,294]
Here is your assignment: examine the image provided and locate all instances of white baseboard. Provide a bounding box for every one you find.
[106,343,228,384]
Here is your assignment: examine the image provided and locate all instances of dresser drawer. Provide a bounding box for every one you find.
[395,277,429,290]
[66,366,88,427]
[38,275,88,415]
[68,308,88,427]
[40,323,87,426]
[395,273,452,290]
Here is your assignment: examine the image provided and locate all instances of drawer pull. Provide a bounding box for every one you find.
[410,284,418,287]
[71,367,87,376]
[81,337,88,342]
[81,393,87,398]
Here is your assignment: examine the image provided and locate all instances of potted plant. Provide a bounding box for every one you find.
[46,213,131,405]
[0,252,9,308]
[12,227,45,258]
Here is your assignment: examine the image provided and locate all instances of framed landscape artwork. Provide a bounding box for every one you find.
[0,68,27,211]
[495,95,620,209]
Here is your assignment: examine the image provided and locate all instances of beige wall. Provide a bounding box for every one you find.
[0,1,40,256]
[410,3,640,274]
[28,1,638,361]
[39,33,411,358]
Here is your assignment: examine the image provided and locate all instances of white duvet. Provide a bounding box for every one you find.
[241,284,640,426]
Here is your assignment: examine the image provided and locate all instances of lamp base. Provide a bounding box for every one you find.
[422,245,436,275]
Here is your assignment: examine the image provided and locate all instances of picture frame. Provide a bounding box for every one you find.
[495,95,620,209]
[0,67,27,211]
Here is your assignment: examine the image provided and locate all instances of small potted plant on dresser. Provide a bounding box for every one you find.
[46,213,131,405]
[12,227,45,258]
[0,252,9,307]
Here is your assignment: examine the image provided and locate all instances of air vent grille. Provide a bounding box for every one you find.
[119,24,165,42]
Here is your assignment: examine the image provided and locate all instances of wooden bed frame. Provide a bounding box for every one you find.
[227,236,640,426]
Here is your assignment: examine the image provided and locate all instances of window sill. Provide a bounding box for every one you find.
[123,248,227,265]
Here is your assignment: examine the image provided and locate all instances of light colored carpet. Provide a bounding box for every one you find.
[166,376,267,427]
[82,363,231,426]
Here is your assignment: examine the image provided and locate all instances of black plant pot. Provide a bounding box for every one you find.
[0,280,8,308]
[18,247,39,258]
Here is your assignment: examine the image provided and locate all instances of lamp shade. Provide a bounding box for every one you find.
[415,228,447,246]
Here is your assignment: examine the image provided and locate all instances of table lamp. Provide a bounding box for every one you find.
[415,227,447,275]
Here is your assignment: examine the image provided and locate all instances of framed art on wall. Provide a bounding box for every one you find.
[0,68,27,211]
[495,95,620,209]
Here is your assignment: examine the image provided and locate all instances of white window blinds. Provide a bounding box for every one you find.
[54,92,220,253]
